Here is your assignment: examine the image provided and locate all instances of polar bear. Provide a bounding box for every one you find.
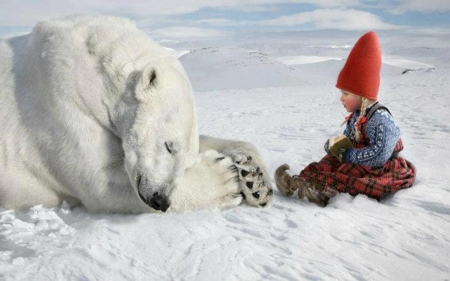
[0,15,273,213]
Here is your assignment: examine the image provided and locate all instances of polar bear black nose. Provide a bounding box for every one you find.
[149,193,170,212]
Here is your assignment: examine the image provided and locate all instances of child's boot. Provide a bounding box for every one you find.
[275,164,299,197]
[298,182,338,207]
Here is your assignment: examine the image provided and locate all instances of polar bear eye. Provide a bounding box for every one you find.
[165,141,178,155]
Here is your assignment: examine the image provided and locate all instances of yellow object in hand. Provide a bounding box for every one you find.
[328,135,353,158]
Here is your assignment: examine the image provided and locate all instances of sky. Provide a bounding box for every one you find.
[1,0,450,39]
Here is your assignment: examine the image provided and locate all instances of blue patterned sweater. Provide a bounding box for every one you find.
[342,104,401,168]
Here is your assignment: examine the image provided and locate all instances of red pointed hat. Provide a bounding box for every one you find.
[336,31,381,100]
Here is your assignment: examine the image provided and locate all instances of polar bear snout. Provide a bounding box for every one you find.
[148,193,170,212]
[137,175,171,212]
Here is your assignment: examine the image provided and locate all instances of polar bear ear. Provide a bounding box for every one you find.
[136,64,162,100]
[149,69,157,88]
[143,67,158,89]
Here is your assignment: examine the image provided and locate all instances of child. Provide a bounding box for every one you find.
[275,31,416,206]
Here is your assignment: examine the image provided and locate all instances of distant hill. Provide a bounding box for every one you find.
[179,47,308,92]
[179,46,436,92]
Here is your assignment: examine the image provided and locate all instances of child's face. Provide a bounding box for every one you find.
[340,90,362,112]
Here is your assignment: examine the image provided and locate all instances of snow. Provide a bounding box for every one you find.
[180,47,308,91]
[382,56,434,69]
[2,30,450,281]
[276,55,343,65]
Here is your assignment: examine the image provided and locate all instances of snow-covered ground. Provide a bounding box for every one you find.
[1,31,450,280]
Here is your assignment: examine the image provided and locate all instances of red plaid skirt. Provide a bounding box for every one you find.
[296,154,416,200]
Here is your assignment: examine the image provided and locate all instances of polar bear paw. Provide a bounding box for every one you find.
[170,150,244,211]
[234,156,273,207]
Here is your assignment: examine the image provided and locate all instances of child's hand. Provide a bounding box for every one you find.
[337,148,348,163]
[324,139,331,154]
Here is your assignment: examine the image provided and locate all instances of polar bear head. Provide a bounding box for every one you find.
[114,58,199,212]
[13,15,199,212]
[57,16,200,212]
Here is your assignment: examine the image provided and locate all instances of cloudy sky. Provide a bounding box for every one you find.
[1,0,450,39]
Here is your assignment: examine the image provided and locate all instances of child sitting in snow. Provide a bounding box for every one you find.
[275,31,416,207]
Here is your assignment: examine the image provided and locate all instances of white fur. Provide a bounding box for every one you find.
[170,150,242,212]
[0,15,271,213]
[199,135,274,207]
[199,135,272,189]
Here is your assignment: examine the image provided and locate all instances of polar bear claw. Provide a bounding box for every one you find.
[234,156,274,208]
